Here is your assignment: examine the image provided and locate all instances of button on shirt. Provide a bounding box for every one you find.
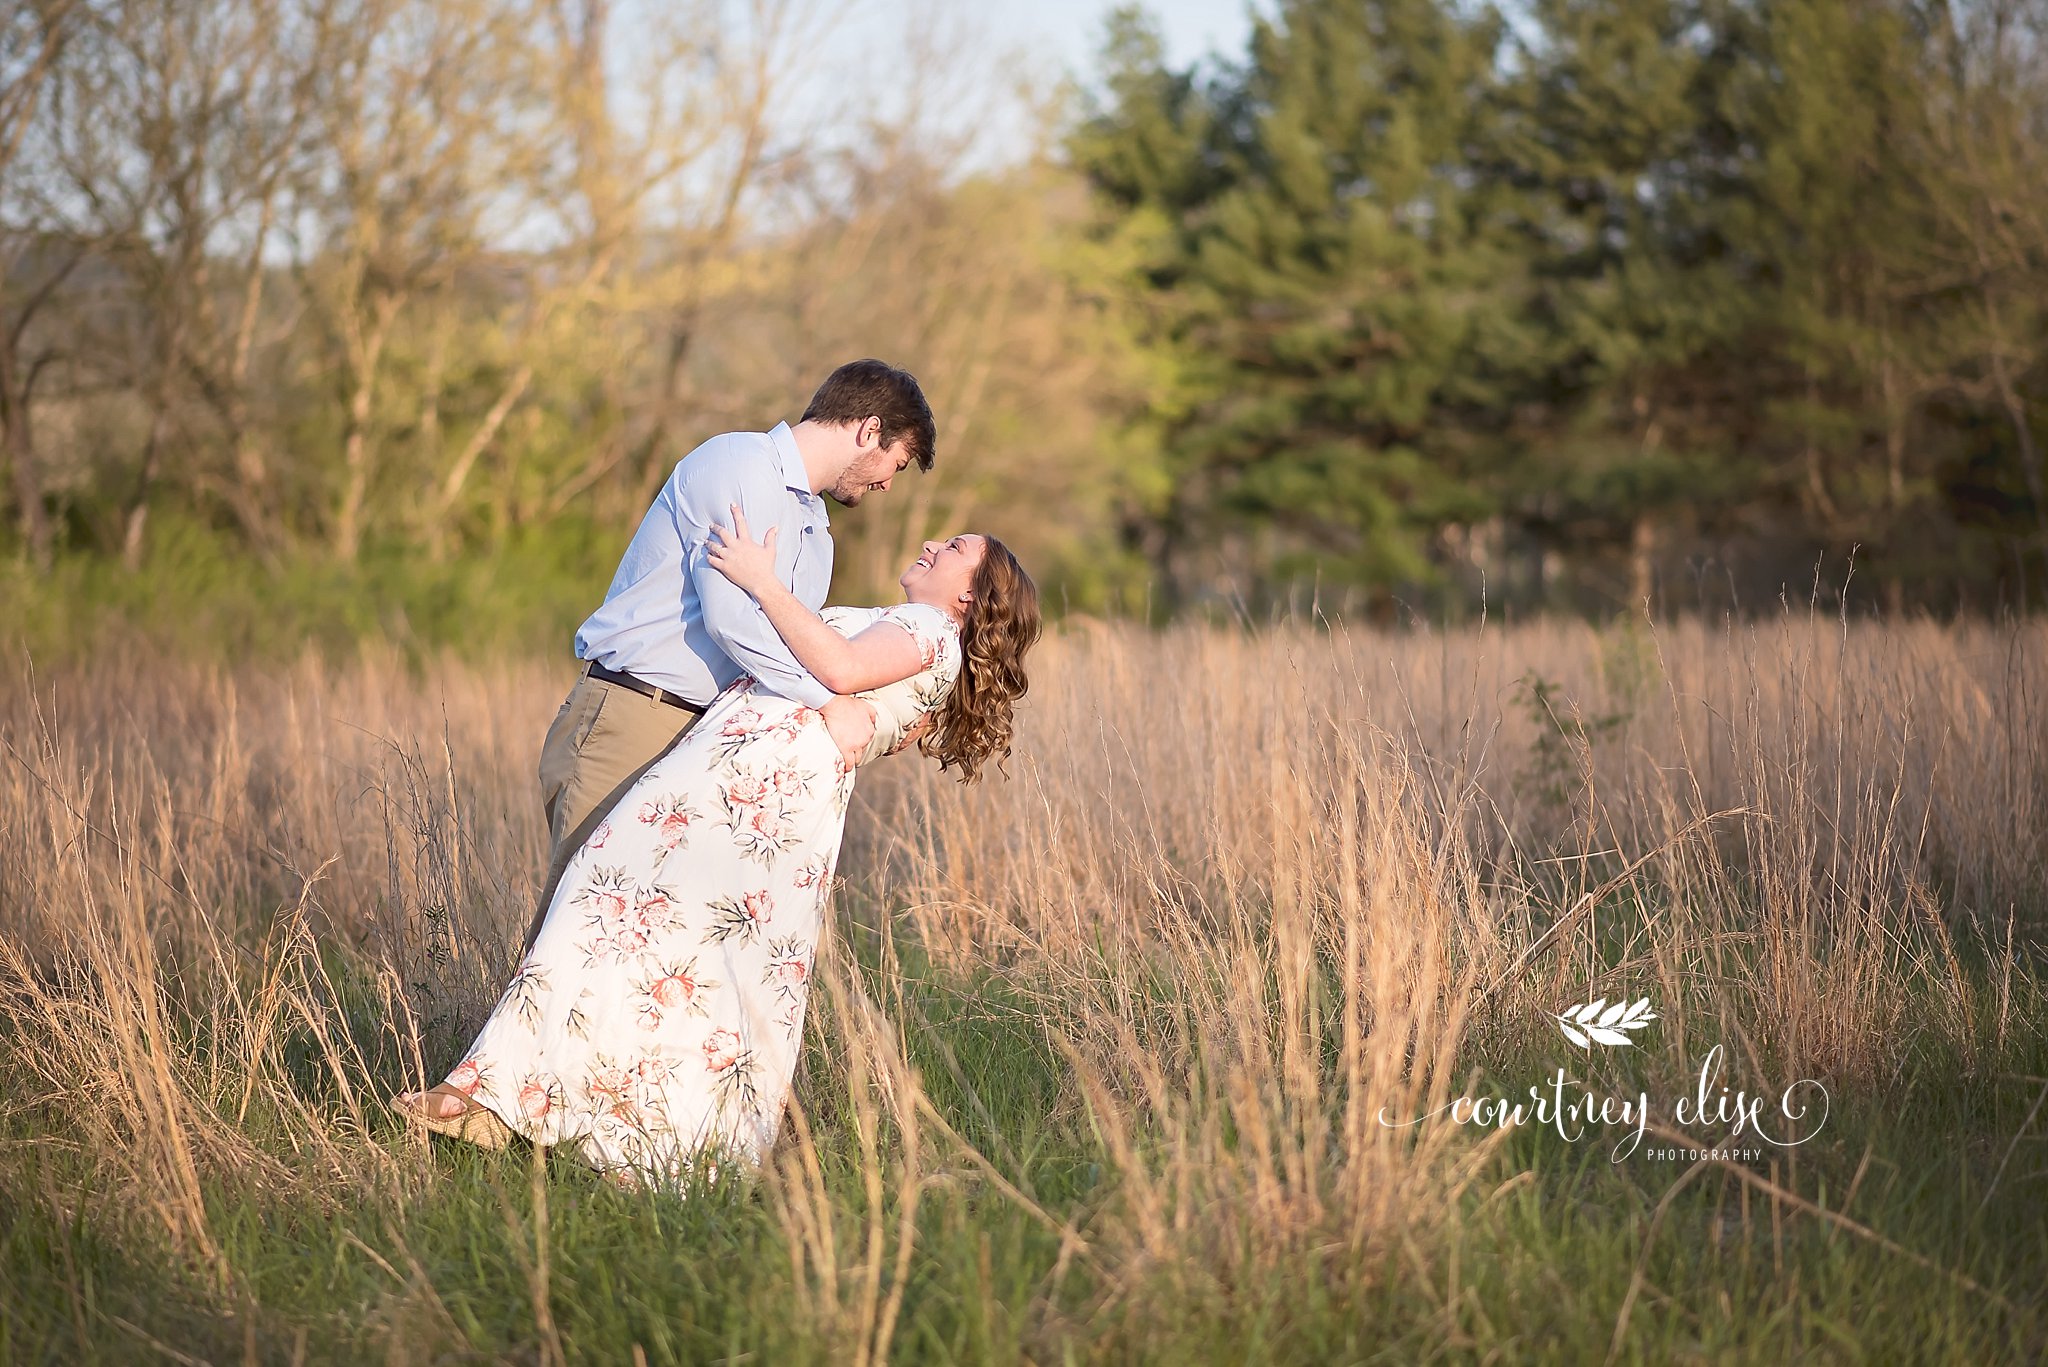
[575,422,834,709]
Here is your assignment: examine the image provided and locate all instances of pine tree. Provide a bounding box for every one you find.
[1724,0,1961,591]
[1073,0,2048,610]
[1075,0,1511,606]
[1483,0,1762,609]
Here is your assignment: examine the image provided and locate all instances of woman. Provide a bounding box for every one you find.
[397,514,1039,1185]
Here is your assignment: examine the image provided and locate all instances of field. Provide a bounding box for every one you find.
[1,611,2045,1364]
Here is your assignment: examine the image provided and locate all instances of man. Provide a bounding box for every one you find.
[524,359,936,952]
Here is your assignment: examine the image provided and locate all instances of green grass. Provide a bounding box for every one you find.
[2,924,2044,1365]
[0,513,615,671]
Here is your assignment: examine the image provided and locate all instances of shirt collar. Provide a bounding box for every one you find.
[767,422,815,502]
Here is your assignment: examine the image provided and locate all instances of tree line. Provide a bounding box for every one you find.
[0,0,1154,644]
[1074,0,2048,615]
[2,0,2045,644]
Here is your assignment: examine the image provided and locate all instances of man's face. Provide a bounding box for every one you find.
[826,420,913,507]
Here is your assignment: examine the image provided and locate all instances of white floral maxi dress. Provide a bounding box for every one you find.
[441,602,961,1180]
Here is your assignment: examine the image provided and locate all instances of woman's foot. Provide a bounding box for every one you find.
[394,1083,516,1150]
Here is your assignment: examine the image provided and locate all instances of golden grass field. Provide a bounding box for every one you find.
[1,611,2044,1363]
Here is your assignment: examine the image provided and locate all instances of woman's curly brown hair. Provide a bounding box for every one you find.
[920,536,1040,782]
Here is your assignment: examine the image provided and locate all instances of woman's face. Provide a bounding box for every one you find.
[900,534,987,616]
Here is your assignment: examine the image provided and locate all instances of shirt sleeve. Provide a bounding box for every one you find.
[677,456,835,709]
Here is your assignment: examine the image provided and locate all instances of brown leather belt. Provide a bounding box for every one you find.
[581,660,707,714]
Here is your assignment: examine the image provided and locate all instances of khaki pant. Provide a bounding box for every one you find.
[524,669,707,954]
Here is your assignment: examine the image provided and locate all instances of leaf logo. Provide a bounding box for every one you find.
[1555,996,1657,1049]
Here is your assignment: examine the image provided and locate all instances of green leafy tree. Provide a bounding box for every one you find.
[1723,0,1964,596]
[1482,0,1764,608]
[1075,0,1512,608]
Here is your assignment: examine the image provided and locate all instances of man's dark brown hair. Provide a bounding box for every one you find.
[801,359,936,471]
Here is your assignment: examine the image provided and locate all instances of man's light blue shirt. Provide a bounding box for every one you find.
[575,422,834,709]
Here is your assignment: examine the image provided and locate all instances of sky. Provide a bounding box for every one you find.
[511,0,1269,248]
[989,0,1258,79]
[815,0,1262,173]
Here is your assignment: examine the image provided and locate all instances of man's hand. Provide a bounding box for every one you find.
[819,695,877,770]
[705,505,781,599]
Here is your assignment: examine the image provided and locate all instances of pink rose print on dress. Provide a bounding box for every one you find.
[573,866,633,922]
[633,1053,677,1090]
[702,1029,743,1072]
[762,935,812,1003]
[580,888,660,966]
[632,884,690,935]
[587,1061,637,1124]
[636,795,702,852]
[704,890,772,945]
[447,1058,484,1094]
[721,690,813,748]
[708,700,778,766]
[632,955,718,1030]
[609,1055,672,1120]
[583,916,650,965]
[770,762,813,799]
[702,1029,761,1118]
[589,820,613,850]
[717,767,801,863]
[518,1075,556,1119]
[791,857,829,890]
[722,772,771,809]
[735,804,798,863]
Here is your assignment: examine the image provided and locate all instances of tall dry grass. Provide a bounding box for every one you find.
[1,610,2042,1357]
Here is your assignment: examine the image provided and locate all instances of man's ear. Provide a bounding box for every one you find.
[859,415,882,446]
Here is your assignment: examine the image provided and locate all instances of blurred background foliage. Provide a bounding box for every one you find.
[3,0,2046,660]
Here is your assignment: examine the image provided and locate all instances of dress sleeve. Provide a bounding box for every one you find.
[876,603,961,690]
